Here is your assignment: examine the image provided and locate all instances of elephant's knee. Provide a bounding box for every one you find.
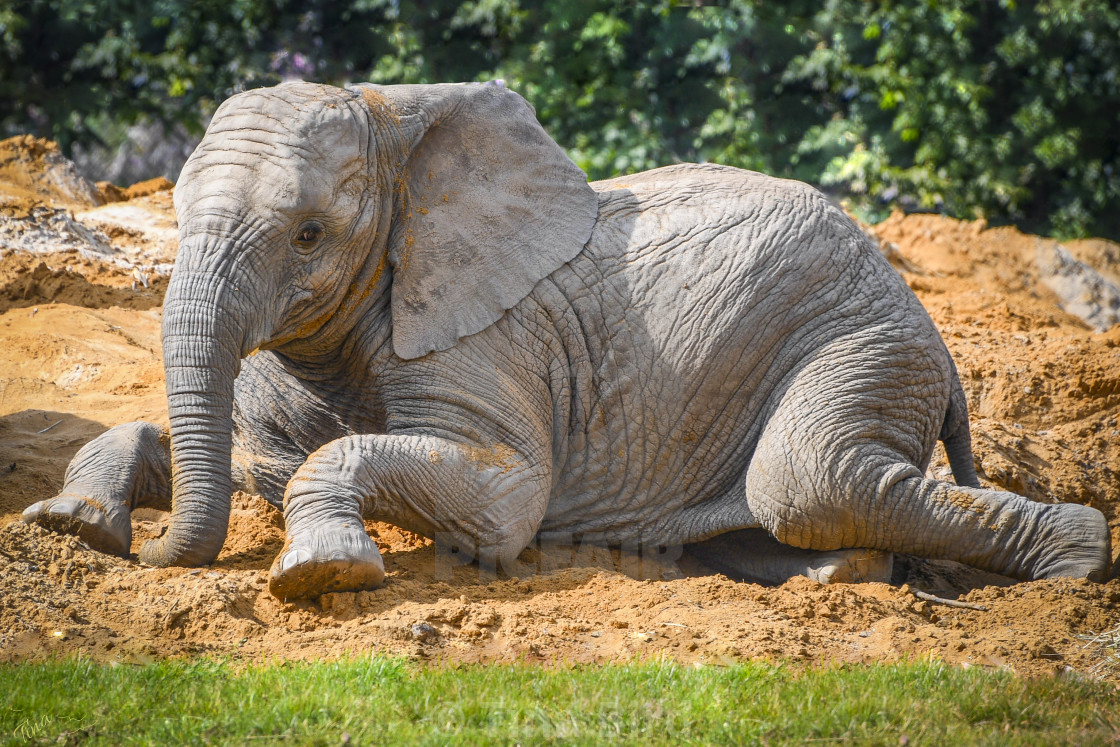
[747,453,924,551]
[288,438,357,489]
[744,451,857,550]
[749,491,854,551]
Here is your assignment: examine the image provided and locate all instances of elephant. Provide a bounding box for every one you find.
[21,80,1114,600]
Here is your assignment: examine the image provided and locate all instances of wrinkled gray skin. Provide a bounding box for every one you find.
[23,82,1114,599]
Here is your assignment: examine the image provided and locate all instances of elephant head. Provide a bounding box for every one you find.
[138,81,598,567]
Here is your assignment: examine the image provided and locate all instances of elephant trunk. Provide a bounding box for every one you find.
[138,269,253,567]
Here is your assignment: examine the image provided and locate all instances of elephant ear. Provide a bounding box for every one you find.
[352,82,598,360]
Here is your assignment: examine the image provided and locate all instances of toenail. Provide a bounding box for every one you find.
[281,549,311,571]
[20,501,44,520]
[48,498,79,515]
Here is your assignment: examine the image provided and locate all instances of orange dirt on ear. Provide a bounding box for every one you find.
[358,87,401,127]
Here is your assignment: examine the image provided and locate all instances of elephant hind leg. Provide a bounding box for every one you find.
[743,337,1112,582]
[744,416,1113,582]
[687,529,893,586]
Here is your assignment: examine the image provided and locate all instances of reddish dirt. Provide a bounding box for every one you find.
[0,252,167,313]
[0,138,1117,678]
[0,136,102,210]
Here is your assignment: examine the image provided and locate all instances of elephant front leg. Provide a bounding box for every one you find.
[268,433,549,600]
[21,421,172,555]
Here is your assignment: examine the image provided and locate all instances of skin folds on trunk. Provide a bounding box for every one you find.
[137,270,247,567]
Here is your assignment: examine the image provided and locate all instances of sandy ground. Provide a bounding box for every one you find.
[0,137,1118,679]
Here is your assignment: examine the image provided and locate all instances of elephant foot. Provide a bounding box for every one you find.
[268,527,386,600]
[21,494,131,555]
[804,548,894,585]
[1030,503,1112,582]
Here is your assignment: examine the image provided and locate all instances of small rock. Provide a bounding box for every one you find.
[411,622,437,642]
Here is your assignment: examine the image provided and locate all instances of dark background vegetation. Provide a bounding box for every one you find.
[2,0,1118,239]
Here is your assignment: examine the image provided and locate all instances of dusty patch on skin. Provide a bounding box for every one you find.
[80,497,109,515]
[332,248,388,323]
[358,88,402,127]
[1,139,1119,677]
[463,443,520,473]
[929,488,1001,532]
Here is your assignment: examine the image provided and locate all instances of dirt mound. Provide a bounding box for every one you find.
[872,213,1120,519]
[0,136,177,274]
[0,143,1116,678]
[1,514,1116,678]
[123,176,174,200]
[1053,237,1120,289]
[0,136,102,209]
[72,190,178,271]
[0,299,165,516]
[0,252,166,313]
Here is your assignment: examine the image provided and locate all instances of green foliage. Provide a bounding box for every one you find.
[1,657,1118,744]
[2,1,1118,239]
[778,0,1120,239]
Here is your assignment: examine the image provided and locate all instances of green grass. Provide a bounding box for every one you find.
[2,657,1117,745]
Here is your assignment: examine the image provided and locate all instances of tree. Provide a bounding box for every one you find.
[2,0,1118,239]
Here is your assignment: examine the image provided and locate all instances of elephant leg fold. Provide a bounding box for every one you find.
[268,433,550,599]
[21,421,171,555]
[688,529,893,586]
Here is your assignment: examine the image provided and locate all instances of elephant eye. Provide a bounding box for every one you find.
[293,221,324,249]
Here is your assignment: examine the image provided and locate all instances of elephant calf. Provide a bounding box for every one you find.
[23,81,1114,599]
